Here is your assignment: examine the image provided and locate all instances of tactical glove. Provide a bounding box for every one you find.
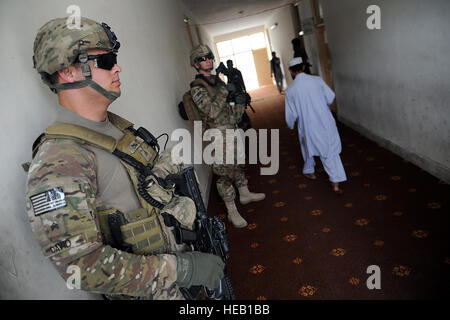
[174,252,225,289]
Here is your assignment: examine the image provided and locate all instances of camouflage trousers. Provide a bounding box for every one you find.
[209,127,248,202]
[212,164,247,202]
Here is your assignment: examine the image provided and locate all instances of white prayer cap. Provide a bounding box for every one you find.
[288,57,303,68]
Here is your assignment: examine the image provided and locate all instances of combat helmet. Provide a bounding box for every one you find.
[190,44,214,67]
[33,17,121,101]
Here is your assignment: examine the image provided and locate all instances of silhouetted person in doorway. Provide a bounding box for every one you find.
[270,51,284,94]
[226,60,246,92]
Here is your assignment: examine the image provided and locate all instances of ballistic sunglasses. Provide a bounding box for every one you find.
[196,53,214,63]
[87,52,117,70]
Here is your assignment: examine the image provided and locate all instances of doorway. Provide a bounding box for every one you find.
[215,32,272,91]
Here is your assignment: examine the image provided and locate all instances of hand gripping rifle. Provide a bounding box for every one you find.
[216,62,256,114]
[163,167,236,300]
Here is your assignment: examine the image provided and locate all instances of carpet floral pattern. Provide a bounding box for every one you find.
[206,86,450,300]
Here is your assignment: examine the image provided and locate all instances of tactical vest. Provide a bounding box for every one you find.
[31,112,187,256]
[184,77,232,129]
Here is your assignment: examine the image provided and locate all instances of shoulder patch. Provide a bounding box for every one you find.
[192,90,204,104]
[30,187,67,216]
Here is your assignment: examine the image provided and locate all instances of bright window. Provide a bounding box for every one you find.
[219,55,233,64]
[216,40,233,57]
[249,33,266,50]
[232,36,251,53]
[216,32,267,91]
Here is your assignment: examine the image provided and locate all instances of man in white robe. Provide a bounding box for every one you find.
[285,57,347,193]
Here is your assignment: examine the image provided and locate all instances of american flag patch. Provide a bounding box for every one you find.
[30,187,67,216]
[193,92,203,103]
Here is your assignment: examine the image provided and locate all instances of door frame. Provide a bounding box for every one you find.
[310,0,337,112]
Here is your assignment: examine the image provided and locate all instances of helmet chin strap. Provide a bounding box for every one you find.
[45,54,121,102]
[47,79,121,101]
[87,80,121,101]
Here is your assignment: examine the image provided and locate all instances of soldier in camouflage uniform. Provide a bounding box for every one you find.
[25,17,224,299]
[189,45,265,228]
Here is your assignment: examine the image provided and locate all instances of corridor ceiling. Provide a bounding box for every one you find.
[182,0,294,37]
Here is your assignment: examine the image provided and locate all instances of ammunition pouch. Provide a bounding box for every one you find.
[120,209,166,255]
[97,207,167,255]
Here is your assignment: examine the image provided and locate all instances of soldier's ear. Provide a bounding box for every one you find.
[57,66,78,83]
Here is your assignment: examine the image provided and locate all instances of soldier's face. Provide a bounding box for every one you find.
[86,49,122,93]
[198,56,213,72]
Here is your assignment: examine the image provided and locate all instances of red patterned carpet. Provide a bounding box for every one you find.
[206,85,450,300]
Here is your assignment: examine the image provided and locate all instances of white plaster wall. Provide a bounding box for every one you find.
[0,0,212,299]
[265,6,296,88]
[197,24,217,59]
[321,0,450,182]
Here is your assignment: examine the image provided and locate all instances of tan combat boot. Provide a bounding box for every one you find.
[225,201,248,228]
[238,186,266,205]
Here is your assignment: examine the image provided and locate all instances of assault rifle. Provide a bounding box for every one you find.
[216,62,256,114]
[163,167,236,300]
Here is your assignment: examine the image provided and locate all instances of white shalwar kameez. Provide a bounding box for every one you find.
[285,73,347,183]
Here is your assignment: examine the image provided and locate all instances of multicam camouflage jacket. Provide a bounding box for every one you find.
[25,111,191,299]
[190,75,245,129]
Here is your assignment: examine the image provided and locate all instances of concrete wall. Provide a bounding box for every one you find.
[265,6,297,88]
[182,8,216,55]
[321,0,450,183]
[198,25,216,52]
[196,22,217,60]
[0,0,213,299]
